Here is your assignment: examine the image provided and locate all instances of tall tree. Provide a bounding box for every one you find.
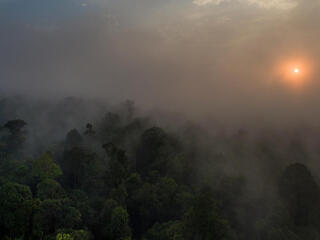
[2,119,27,154]
[136,127,179,176]
[279,163,320,228]
[103,143,129,188]
[62,146,99,190]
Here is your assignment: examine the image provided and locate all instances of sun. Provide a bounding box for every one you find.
[274,57,314,89]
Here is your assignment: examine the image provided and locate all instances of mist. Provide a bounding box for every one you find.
[1,0,320,126]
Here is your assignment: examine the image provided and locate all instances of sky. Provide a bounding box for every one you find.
[1,0,320,125]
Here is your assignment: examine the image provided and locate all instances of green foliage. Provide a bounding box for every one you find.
[136,127,179,176]
[56,233,74,240]
[127,176,191,238]
[31,152,62,181]
[0,157,29,183]
[71,229,93,240]
[37,179,66,200]
[110,184,128,206]
[62,146,99,190]
[3,104,320,240]
[110,207,131,239]
[103,143,129,188]
[0,182,33,239]
[55,229,93,240]
[183,186,236,240]
[96,199,131,240]
[144,221,184,240]
[35,199,81,235]
[125,173,143,195]
[212,176,246,230]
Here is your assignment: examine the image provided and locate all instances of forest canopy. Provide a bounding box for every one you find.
[0,96,320,240]
[2,0,320,239]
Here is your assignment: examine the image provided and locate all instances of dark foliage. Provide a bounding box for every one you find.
[0,98,319,240]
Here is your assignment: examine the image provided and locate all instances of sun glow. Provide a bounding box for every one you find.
[274,57,313,89]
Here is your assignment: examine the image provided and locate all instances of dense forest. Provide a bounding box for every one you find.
[1,96,320,240]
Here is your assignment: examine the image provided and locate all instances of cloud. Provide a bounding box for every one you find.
[192,0,222,6]
[193,0,298,10]
[248,0,298,10]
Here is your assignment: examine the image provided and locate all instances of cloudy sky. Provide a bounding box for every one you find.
[1,0,320,124]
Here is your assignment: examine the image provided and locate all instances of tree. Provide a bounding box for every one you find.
[71,229,93,240]
[56,233,74,240]
[183,186,236,240]
[96,199,132,240]
[0,156,29,184]
[65,129,83,150]
[68,190,96,232]
[98,112,122,142]
[136,127,179,176]
[144,221,184,240]
[279,163,320,228]
[37,178,66,200]
[97,199,119,239]
[62,146,99,190]
[155,177,181,221]
[84,123,96,136]
[257,212,301,240]
[35,199,81,236]
[213,176,246,233]
[110,184,128,207]
[0,182,32,239]
[2,119,27,154]
[110,206,132,240]
[31,152,62,181]
[4,119,27,134]
[128,182,159,237]
[125,173,142,196]
[103,143,129,188]
[136,127,167,175]
[55,229,93,240]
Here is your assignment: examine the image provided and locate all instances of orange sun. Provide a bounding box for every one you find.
[274,57,313,89]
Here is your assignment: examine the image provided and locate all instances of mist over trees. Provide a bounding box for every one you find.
[1,96,320,240]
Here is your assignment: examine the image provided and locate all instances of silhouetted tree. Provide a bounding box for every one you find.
[279,163,320,228]
[103,143,129,188]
